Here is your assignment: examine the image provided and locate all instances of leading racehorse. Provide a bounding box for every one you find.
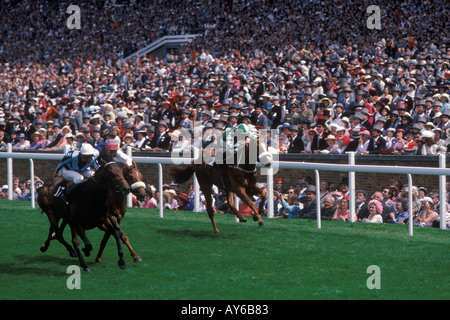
[169,135,272,233]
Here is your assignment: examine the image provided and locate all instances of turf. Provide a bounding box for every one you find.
[0,199,449,300]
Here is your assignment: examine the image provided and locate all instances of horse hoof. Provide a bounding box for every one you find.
[118,260,126,269]
[134,257,143,263]
[83,268,91,272]
[82,248,91,257]
[69,251,77,258]
[95,258,102,263]
[239,217,247,223]
[40,245,48,253]
[259,221,266,227]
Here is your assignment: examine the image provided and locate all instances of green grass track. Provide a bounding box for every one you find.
[1,200,449,300]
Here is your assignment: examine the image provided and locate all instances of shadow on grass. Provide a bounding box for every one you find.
[156,228,236,239]
[0,254,78,276]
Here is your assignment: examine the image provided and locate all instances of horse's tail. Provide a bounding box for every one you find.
[169,164,195,185]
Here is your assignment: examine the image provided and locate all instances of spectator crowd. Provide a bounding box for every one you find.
[0,0,449,228]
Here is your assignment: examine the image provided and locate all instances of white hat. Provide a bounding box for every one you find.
[80,143,96,155]
[1,185,8,191]
[421,130,435,139]
[420,197,434,205]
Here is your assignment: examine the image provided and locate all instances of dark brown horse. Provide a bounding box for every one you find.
[38,159,131,271]
[38,160,146,269]
[94,161,146,264]
[170,137,271,233]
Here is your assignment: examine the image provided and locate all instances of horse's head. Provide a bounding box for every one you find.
[248,135,273,168]
[96,159,130,196]
[123,161,146,201]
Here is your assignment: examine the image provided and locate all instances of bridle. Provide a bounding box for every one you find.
[126,166,146,191]
[94,161,131,194]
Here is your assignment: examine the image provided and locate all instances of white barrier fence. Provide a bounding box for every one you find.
[1,145,448,236]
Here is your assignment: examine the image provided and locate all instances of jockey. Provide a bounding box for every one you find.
[95,137,133,166]
[55,143,100,184]
[54,143,100,203]
[216,123,272,167]
[95,130,133,166]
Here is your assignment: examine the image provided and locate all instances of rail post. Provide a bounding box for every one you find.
[348,152,356,222]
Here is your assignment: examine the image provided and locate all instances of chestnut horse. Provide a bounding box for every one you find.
[169,137,271,233]
[38,159,131,272]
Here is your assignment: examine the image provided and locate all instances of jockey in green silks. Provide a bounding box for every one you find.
[215,123,272,167]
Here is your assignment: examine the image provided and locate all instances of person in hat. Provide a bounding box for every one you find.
[355,129,371,154]
[150,120,171,151]
[133,129,149,151]
[287,125,304,153]
[253,105,269,130]
[311,119,328,153]
[400,130,418,154]
[420,130,445,155]
[298,185,318,219]
[27,131,45,151]
[367,125,387,154]
[12,133,30,150]
[120,132,136,152]
[322,134,339,154]
[332,196,354,221]
[176,193,192,211]
[0,184,9,200]
[413,197,438,227]
[179,109,193,131]
[63,133,77,154]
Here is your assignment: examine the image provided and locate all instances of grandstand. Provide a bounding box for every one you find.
[0,0,449,227]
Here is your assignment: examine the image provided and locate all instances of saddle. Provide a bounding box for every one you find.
[53,179,78,204]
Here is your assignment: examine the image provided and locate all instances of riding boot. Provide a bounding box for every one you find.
[64,183,78,204]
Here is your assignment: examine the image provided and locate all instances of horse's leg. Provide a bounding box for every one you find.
[78,228,92,257]
[106,218,126,269]
[227,191,247,222]
[41,213,76,257]
[197,179,219,233]
[204,189,219,233]
[70,225,90,272]
[235,186,266,227]
[247,185,267,217]
[95,231,111,263]
[40,224,55,253]
[110,216,142,263]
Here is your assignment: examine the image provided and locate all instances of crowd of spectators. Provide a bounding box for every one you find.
[271,176,449,228]
[0,0,449,156]
[0,1,449,227]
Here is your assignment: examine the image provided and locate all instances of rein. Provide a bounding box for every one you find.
[92,161,130,193]
[229,166,257,174]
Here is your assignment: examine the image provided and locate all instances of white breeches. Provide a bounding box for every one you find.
[58,167,92,184]
[116,149,133,166]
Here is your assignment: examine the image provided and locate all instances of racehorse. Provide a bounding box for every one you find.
[38,159,146,270]
[94,161,146,264]
[169,136,272,233]
[38,159,131,272]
